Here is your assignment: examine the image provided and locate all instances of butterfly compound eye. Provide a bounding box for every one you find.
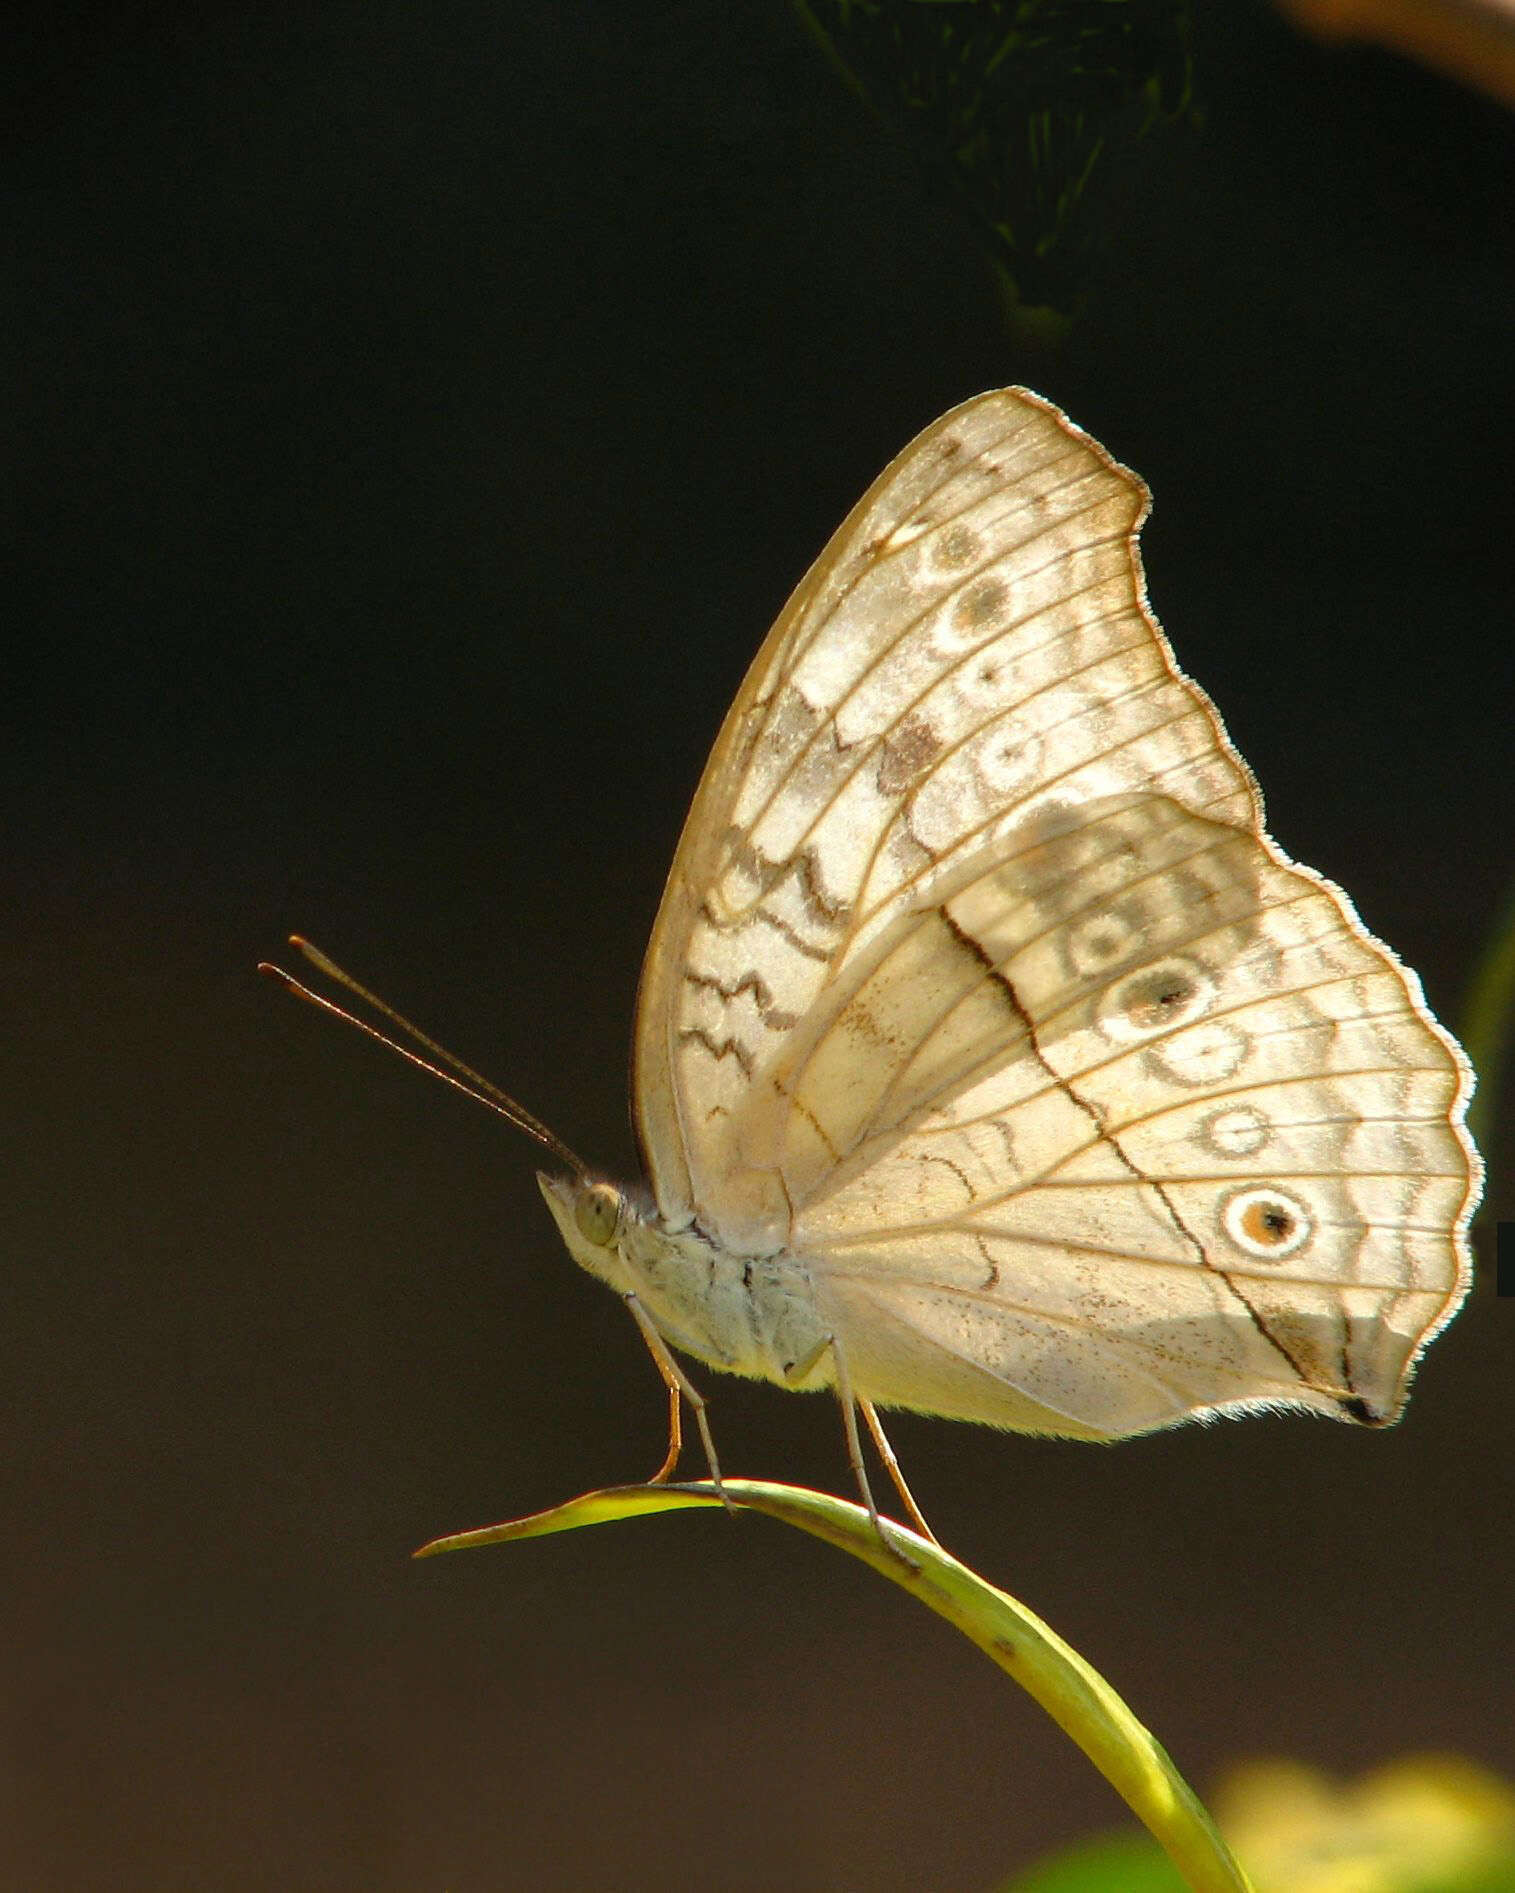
[574,1181,622,1248]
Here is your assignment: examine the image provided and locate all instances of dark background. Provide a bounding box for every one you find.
[7,5,1512,1888]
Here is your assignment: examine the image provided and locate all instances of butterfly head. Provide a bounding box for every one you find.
[537,1171,634,1291]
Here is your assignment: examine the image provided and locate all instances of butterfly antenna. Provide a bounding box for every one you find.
[260,936,590,1177]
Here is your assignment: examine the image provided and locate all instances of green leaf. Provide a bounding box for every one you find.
[417,1479,1253,1893]
[996,1828,1186,1891]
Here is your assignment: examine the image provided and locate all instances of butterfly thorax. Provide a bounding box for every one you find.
[537,1171,835,1392]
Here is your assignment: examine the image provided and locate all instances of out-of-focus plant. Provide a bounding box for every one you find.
[1000,1755,1515,1891]
[1461,871,1515,1166]
[790,0,1195,327]
[1212,1756,1515,1893]
[790,0,1511,339]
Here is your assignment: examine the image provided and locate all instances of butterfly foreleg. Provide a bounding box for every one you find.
[621,1292,731,1510]
[647,1382,683,1486]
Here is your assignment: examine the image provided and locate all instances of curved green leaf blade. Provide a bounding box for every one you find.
[416,1480,1252,1893]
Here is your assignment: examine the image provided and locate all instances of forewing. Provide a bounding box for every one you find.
[635,388,1256,1245]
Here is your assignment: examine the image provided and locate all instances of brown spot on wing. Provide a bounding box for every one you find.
[877,711,944,797]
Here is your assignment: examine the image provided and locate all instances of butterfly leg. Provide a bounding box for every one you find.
[622,1292,732,1511]
[859,1398,939,1548]
[647,1384,683,1486]
[827,1335,920,1572]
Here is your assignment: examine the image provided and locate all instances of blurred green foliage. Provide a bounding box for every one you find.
[1002,1756,1515,1893]
[790,0,1195,322]
[999,1828,1190,1890]
[1461,872,1515,1165]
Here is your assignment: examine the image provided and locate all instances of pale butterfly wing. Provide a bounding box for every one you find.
[633,388,1477,1438]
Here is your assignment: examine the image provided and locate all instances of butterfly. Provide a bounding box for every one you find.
[277,388,1480,1544]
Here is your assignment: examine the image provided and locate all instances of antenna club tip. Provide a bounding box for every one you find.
[289,935,341,978]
